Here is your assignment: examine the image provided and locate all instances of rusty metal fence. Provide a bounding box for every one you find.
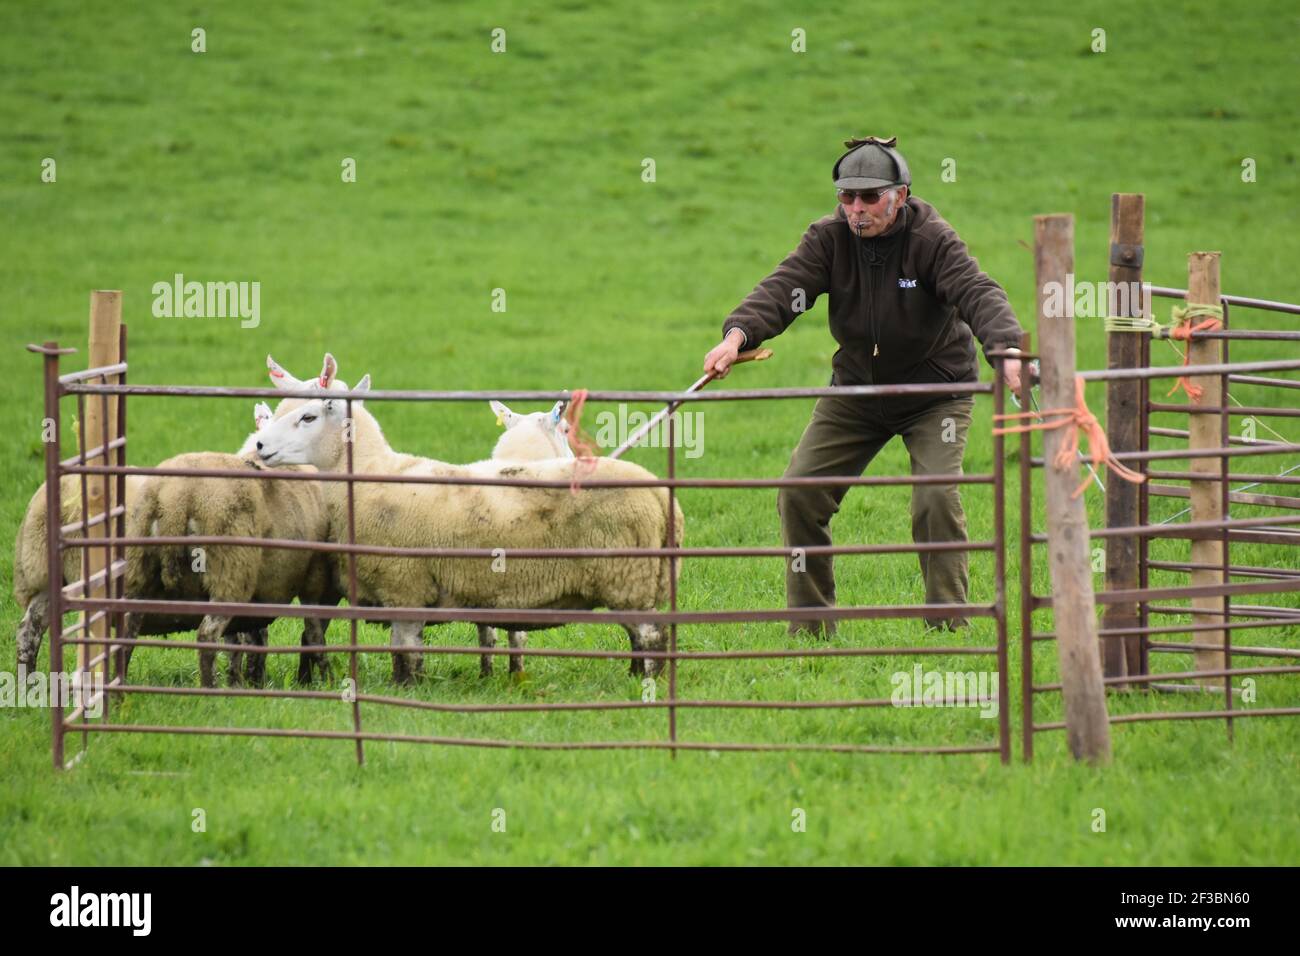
[31,339,1013,769]
[1019,291,1300,760]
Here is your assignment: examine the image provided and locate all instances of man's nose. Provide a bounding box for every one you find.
[850,196,870,212]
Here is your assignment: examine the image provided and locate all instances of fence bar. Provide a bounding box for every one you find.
[65,723,1001,756]
[42,343,66,770]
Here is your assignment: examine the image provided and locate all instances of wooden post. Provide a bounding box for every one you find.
[1035,214,1112,763]
[1186,254,1224,681]
[1103,194,1146,683]
[81,290,122,677]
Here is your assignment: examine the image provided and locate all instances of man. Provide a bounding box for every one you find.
[703,135,1023,635]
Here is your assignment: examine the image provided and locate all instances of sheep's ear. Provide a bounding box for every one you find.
[267,355,305,391]
[253,402,273,430]
[490,400,515,428]
[353,374,370,407]
[327,373,369,415]
[549,400,567,425]
[320,353,338,390]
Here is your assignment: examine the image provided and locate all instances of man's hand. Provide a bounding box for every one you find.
[704,328,746,379]
[1003,356,1022,393]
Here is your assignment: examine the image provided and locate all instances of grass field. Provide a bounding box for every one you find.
[1,0,1297,865]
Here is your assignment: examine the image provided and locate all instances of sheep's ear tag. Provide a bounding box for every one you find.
[496,413,505,427]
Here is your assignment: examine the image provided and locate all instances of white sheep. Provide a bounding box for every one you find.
[478,399,574,677]
[489,399,574,462]
[252,364,684,684]
[123,388,340,688]
[14,401,280,677]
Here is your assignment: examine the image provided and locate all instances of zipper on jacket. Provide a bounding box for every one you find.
[867,255,883,380]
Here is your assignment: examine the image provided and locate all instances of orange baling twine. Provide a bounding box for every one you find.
[1166,304,1224,403]
[993,376,1145,499]
[562,388,600,494]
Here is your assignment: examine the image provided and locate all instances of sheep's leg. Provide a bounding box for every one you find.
[391,620,424,685]
[477,625,496,677]
[243,627,270,686]
[196,614,232,688]
[297,618,329,685]
[507,630,528,675]
[624,623,666,677]
[639,624,668,678]
[623,624,646,677]
[119,612,144,679]
[227,633,247,687]
[16,591,50,675]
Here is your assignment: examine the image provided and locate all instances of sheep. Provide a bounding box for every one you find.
[489,400,574,462]
[123,402,340,688]
[477,399,574,677]
[13,401,280,677]
[252,363,684,685]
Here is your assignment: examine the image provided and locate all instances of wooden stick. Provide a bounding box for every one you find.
[81,290,121,676]
[1187,253,1225,683]
[1035,214,1112,763]
[607,348,772,460]
[1103,193,1145,683]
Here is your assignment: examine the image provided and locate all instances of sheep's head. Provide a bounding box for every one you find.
[236,402,276,457]
[255,374,371,469]
[490,400,574,460]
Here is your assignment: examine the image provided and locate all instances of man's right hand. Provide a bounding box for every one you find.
[704,328,746,379]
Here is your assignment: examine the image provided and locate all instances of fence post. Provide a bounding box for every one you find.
[1035,214,1112,763]
[1103,194,1146,684]
[82,290,121,678]
[1186,253,1225,681]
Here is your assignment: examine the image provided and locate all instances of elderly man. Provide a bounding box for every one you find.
[703,136,1023,635]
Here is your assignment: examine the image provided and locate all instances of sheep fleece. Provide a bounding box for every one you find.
[335,457,684,616]
[125,453,333,609]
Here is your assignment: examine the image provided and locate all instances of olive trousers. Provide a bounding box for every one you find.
[778,393,974,634]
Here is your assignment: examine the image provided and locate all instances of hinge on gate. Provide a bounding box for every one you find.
[1110,242,1144,269]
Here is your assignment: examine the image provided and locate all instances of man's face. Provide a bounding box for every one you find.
[839,186,906,238]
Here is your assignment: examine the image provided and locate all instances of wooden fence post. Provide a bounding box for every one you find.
[1186,253,1224,681]
[1103,194,1146,683]
[1035,214,1112,763]
[82,290,122,677]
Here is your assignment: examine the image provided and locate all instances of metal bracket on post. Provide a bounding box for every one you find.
[1110,241,1144,270]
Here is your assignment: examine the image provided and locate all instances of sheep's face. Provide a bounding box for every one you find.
[256,376,369,469]
[490,400,574,460]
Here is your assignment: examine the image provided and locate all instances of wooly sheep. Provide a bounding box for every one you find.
[489,399,574,462]
[252,365,684,684]
[124,410,339,688]
[478,399,574,676]
[14,401,282,676]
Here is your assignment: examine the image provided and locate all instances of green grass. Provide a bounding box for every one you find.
[2,0,1298,865]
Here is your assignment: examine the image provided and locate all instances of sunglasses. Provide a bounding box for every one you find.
[839,188,899,205]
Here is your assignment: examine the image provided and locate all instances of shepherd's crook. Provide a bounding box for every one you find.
[607,348,773,460]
